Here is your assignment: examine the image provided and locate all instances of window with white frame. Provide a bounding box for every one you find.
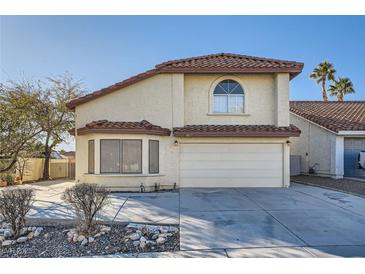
[213,79,244,113]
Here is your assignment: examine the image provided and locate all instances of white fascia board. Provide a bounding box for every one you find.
[337,131,365,136]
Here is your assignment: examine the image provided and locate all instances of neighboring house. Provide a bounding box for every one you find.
[290,101,365,179]
[67,53,303,191]
[61,151,75,160]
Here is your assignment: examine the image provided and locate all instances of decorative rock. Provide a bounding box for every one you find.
[129,233,141,241]
[80,238,88,246]
[127,223,144,229]
[133,240,140,247]
[72,235,78,242]
[4,229,12,238]
[28,227,33,232]
[67,231,73,239]
[94,233,101,238]
[168,226,179,233]
[146,240,156,246]
[32,227,37,232]
[27,232,34,240]
[88,237,95,243]
[77,235,86,242]
[140,241,146,249]
[20,228,28,236]
[44,233,50,240]
[151,233,159,240]
[2,240,13,247]
[140,236,147,243]
[159,226,169,233]
[0,236,5,242]
[100,226,111,233]
[16,236,28,243]
[34,227,43,237]
[146,225,159,233]
[156,237,166,244]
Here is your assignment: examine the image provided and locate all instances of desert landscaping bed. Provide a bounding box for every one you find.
[292,175,365,197]
[0,221,179,258]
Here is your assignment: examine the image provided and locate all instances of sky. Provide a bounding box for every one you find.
[1,16,365,150]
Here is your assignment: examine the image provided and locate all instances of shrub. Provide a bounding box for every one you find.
[0,188,34,238]
[0,173,15,185]
[62,183,110,235]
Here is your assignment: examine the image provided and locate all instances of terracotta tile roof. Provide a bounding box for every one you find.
[74,120,171,136]
[67,53,303,109]
[156,53,303,75]
[173,124,301,137]
[290,101,365,133]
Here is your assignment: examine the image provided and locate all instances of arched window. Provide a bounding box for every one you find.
[213,79,244,113]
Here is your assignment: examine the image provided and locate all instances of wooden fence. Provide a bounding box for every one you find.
[19,158,75,182]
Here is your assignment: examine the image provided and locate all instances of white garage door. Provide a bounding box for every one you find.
[180,143,284,187]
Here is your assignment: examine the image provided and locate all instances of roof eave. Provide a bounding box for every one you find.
[173,132,300,137]
[76,127,171,136]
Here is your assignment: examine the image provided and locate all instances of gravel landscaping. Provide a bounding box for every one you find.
[0,221,179,258]
[292,175,365,197]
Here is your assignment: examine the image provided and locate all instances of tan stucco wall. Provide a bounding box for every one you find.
[184,74,288,126]
[76,133,290,190]
[76,72,290,129]
[290,113,338,177]
[76,133,179,191]
[75,74,185,129]
[74,72,292,190]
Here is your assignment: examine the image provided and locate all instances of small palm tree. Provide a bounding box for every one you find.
[329,77,355,101]
[310,61,336,101]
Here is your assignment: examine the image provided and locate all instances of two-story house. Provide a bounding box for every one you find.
[67,53,304,191]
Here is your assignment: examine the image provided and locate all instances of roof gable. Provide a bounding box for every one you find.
[290,101,365,133]
[67,53,303,109]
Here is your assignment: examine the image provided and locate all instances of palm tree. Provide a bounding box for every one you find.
[329,77,355,101]
[310,61,336,101]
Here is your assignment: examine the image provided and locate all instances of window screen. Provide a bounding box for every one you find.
[88,140,95,174]
[100,139,120,173]
[122,140,142,173]
[149,140,159,174]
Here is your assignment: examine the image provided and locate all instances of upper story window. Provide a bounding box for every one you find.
[213,79,244,113]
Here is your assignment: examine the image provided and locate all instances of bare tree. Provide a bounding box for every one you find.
[0,188,35,238]
[35,73,84,180]
[62,183,110,235]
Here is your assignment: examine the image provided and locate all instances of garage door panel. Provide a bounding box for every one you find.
[180,160,283,170]
[180,153,282,162]
[180,169,282,178]
[180,143,283,188]
[180,177,283,188]
[180,143,281,153]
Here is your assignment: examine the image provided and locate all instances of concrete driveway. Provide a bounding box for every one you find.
[15,179,365,257]
[179,183,365,258]
[25,179,179,224]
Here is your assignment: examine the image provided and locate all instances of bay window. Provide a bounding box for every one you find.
[99,139,142,174]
